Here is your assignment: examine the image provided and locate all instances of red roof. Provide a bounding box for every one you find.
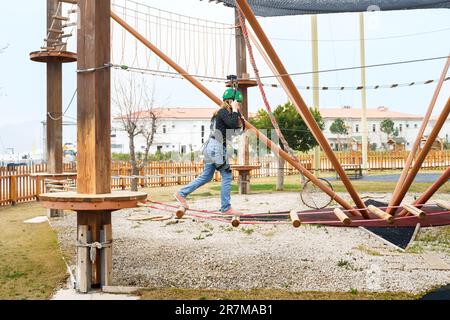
[319,106,423,120]
[116,106,427,121]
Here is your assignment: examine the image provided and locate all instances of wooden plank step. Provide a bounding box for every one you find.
[53,15,69,21]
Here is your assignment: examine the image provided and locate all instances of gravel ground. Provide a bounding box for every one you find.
[51,192,450,293]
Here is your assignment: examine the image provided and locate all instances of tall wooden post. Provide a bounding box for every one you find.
[47,0,64,217]
[38,1,147,293]
[311,15,321,176]
[77,0,111,289]
[235,8,249,165]
[359,12,369,172]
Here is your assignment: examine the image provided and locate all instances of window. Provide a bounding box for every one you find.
[406,124,409,128]
[201,125,205,143]
[355,124,359,133]
[162,125,167,134]
[399,124,403,133]
[372,124,376,132]
[157,146,163,152]
[414,123,418,129]
[181,145,186,154]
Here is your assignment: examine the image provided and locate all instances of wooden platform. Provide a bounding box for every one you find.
[226,79,258,88]
[39,190,148,211]
[29,50,77,63]
[30,172,77,178]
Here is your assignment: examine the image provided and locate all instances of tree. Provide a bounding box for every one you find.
[112,75,158,191]
[250,101,324,189]
[251,101,324,152]
[329,118,348,151]
[380,119,395,138]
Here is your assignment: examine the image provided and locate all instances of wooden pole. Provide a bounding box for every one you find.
[289,210,301,228]
[387,55,450,215]
[333,208,351,226]
[47,0,64,218]
[77,0,112,290]
[311,15,321,176]
[78,1,111,195]
[401,204,426,218]
[359,13,369,173]
[387,98,450,214]
[367,205,394,224]
[231,215,241,227]
[110,12,364,217]
[235,0,368,216]
[235,8,249,165]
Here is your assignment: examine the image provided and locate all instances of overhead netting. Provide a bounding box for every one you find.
[213,0,450,17]
[111,0,236,81]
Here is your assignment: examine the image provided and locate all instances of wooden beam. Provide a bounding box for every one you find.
[289,210,301,228]
[176,206,186,219]
[78,0,111,194]
[76,225,90,293]
[100,224,113,287]
[110,11,362,217]
[231,215,240,227]
[58,0,77,4]
[367,205,394,224]
[235,0,368,217]
[401,204,426,218]
[333,208,351,226]
[388,55,450,215]
[387,98,450,213]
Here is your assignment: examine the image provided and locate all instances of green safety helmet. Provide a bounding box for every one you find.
[223,88,243,103]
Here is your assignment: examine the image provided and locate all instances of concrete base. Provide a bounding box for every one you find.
[51,288,139,300]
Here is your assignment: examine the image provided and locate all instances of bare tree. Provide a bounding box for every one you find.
[112,74,158,191]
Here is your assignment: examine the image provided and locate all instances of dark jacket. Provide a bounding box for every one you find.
[211,108,242,146]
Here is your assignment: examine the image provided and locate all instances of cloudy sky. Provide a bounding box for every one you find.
[0,0,449,153]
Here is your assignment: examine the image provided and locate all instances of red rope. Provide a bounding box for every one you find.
[236,8,296,157]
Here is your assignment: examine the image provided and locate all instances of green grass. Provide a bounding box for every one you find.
[0,203,67,300]
[138,287,420,300]
[407,226,450,253]
[355,245,383,256]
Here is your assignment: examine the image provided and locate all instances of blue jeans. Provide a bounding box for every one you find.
[178,139,232,212]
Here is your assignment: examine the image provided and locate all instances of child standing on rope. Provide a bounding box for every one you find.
[174,88,244,215]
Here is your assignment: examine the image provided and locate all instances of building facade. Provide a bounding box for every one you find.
[320,106,450,151]
[112,107,215,155]
[111,106,450,154]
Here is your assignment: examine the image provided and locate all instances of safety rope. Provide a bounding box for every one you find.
[76,240,112,264]
[236,8,296,157]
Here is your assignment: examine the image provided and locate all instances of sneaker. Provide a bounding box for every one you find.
[174,193,189,209]
[223,208,242,216]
